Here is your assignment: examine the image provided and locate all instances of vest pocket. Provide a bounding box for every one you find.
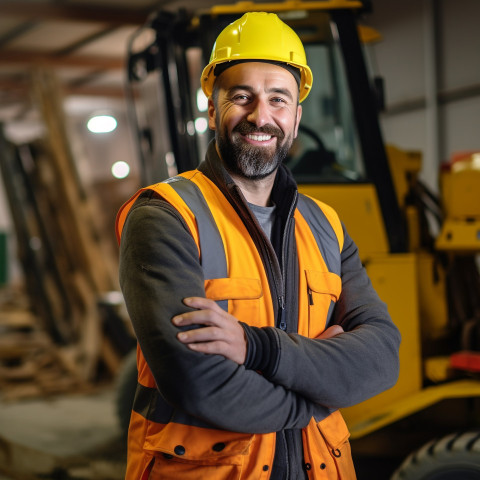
[316,410,356,479]
[305,270,341,338]
[304,411,356,479]
[144,424,253,480]
[204,277,264,326]
[147,454,244,480]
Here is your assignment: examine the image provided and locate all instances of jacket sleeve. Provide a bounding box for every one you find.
[243,225,401,409]
[119,193,332,434]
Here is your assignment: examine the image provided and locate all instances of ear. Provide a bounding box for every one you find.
[293,105,302,138]
[208,98,216,131]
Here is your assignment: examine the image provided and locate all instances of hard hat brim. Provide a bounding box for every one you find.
[201,59,312,103]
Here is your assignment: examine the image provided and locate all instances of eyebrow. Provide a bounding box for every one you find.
[228,85,295,102]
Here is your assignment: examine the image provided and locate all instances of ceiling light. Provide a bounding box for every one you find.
[196,88,208,112]
[194,117,208,134]
[87,115,117,133]
[111,161,130,179]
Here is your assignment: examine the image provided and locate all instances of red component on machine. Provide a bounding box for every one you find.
[450,351,480,373]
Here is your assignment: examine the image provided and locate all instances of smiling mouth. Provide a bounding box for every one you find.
[246,133,273,142]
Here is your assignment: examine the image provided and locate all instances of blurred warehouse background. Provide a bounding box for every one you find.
[0,0,479,479]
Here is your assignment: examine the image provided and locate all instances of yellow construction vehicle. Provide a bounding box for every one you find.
[117,1,480,478]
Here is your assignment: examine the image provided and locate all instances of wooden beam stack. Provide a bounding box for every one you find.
[0,68,135,399]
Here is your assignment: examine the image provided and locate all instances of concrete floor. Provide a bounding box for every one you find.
[0,386,127,479]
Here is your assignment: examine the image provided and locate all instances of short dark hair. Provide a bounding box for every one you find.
[213,60,301,88]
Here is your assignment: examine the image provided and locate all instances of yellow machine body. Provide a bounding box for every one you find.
[436,152,480,251]
[300,157,480,438]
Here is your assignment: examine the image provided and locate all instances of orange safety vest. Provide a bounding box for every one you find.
[116,170,356,480]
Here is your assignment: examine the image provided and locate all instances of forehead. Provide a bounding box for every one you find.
[216,62,299,97]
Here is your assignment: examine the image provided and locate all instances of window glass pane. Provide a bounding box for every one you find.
[286,15,365,184]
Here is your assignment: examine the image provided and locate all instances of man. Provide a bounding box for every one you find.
[116,12,400,480]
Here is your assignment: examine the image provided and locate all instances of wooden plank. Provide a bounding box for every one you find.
[1,69,130,388]
[25,68,124,380]
[31,68,118,294]
[0,310,36,329]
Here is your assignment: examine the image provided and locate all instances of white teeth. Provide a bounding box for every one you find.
[247,134,272,142]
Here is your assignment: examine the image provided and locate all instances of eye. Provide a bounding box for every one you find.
[232,93,250,104]
[271,97,287,105]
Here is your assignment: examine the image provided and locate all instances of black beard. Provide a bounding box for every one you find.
[216,120,293,180]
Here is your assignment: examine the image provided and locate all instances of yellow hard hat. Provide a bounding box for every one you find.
[201,12,313,102]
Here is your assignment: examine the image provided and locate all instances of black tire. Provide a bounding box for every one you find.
[115,348,138,437]
[391,432,480,480]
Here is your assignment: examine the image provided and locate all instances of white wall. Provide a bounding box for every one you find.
[368,0,480,191]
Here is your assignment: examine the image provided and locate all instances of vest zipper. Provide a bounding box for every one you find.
[278,295,286,330]
[278,190,298,331]
[229,182,302,477]
[308,288,314,305]
[229,184,297,332]
[232,184,287,330]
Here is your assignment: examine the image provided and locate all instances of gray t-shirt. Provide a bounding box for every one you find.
[248,203,276,240]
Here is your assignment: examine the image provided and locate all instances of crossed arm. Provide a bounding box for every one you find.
[173,296,344,364]
[120,196,400,431]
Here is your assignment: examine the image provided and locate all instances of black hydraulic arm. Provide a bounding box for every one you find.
[332,9,407,253]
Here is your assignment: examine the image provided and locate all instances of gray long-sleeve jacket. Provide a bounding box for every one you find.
[119,140,401,477]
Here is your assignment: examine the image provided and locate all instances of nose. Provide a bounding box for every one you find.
[246,98,271,127]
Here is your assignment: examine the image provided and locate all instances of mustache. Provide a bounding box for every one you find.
[233,120,284,139]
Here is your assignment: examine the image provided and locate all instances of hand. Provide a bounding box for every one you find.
[316,325,344,339]
[172,297,247,364]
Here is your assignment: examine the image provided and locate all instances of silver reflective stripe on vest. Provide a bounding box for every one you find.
[297,195,341,327]
[296,195,341,275]
[165,176,228,312]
